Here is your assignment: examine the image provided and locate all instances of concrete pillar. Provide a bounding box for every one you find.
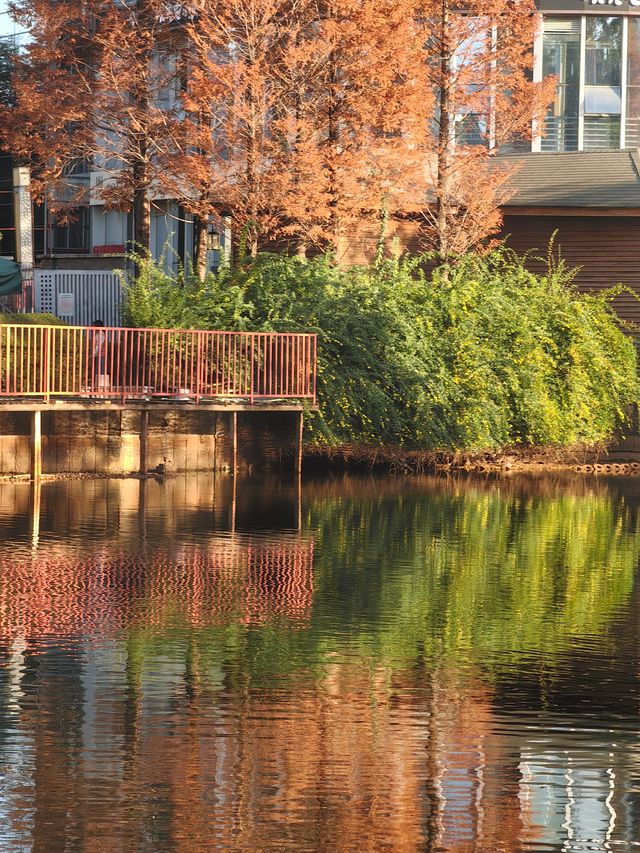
[139,409,149,475]
[30,409,42,480]
[222,215,232,268]
[12,166,34,268]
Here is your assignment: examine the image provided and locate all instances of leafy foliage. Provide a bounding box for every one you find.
[0,312,66,325]
[122,249,638,450]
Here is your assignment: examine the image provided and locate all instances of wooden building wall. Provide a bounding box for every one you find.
[501,215,640,329]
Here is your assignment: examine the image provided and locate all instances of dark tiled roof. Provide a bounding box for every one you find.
[497,149,640,209]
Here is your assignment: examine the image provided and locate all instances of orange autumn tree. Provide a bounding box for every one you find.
[178,0,432,267]
[274,0,434,256]
[415,0,555,261]
[179,0,550,267]
[179,0,302,264]
[1,0,552,269]
[1,0,188,254]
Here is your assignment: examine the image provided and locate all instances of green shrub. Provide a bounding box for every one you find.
[122,249,638,450]
[0,312,66,326]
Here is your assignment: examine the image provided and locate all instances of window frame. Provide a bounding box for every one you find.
[535,12,633,151]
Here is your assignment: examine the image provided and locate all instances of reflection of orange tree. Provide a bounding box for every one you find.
[37,658,524,852]
[76,662,449,851]
[0,535,314,639]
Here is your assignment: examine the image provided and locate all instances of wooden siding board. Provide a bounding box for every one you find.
[501,215,640,327]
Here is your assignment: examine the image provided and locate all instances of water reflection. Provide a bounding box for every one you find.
[0,473,639,851]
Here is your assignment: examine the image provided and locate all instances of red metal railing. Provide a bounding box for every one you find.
[0,325,317,405]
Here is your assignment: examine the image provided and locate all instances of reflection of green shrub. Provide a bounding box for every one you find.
[123,249,638,450]
[306,480,640,669]
[123,478,640,686]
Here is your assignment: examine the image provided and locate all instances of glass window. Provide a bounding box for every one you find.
[455,112,488,146]
[540,15,628,151]
[627,18,640,147]
[543,21,581,85]
[452,23,491,148]
[583,17,622,149]
[51,207,90,253]
[585,17,622,87]
[542,18,580,152]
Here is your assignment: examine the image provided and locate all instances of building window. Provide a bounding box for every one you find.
[540,14,630,152]
[455,112,489,147]
[626,18,640,146]
[584,16,622,149]
[50,207,90,253]
[542,17,580,151]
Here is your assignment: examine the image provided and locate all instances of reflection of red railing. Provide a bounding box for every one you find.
[0,325,317,404]
[0,537,314,638]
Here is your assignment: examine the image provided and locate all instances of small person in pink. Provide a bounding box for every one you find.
[91,320,106,389]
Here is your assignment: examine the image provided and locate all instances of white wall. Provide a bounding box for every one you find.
[90,208,128,249]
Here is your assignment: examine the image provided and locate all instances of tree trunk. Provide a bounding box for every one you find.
[133,180,151,256]
[131,0,152,272]
[327,51,339,251]
[193,214,208,281]
[436,0,451,264]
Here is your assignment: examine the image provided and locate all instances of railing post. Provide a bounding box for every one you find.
[250,334,255,403]
[312,335,317,407]
[1,326,6,397]
[121,329,127,404]
[196,333,203,404]
[43,326,51,403]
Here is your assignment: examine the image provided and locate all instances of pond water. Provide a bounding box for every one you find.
[1,472,640,852]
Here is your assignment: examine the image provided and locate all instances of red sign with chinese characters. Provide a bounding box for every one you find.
[92,244,125,255]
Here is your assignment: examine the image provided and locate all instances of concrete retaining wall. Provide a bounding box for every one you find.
[0,409,300,476]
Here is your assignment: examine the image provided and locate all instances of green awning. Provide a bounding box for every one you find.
[0,258,22,296]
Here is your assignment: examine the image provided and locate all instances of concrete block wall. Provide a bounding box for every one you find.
[0,409,300,476]
[0,413,30,475]
[236,412,299,470]
[42,410,140,474]
[147,410,218,473]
